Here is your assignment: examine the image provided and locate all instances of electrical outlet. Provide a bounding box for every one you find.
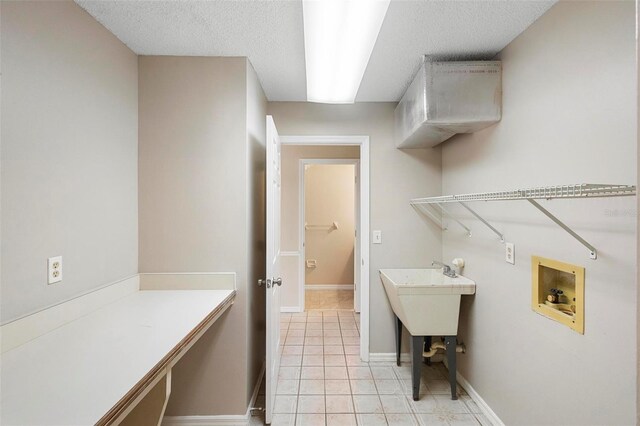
[48,256,62,284]
[373,230,382,244]
[505,242,515,265]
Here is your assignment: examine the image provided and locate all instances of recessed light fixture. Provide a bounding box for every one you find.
[303,0,390,104]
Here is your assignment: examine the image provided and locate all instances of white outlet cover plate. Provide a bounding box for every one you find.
[48,256,62,284]
[505,242,515,265]
[373,230,382,244]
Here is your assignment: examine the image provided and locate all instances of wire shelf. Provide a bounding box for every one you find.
[409,183,636,260]
[410,184,636,205]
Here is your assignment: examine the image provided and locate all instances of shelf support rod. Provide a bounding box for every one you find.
[527,199,597,260]
[436,203,472,237]
[458,202,505,243]
[412,203,446,231]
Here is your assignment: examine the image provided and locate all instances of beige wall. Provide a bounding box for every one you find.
[245,61,267,405]
[1,1,138,323]
[139,56,264,415]
[442,2,636,424]
[305,164,356,285]
[269,103,442,352]
[280,145,360,309]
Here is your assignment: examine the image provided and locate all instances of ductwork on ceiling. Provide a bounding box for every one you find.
[394,58,502,149]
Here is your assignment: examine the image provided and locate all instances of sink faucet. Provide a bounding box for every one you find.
[432,260,457,278]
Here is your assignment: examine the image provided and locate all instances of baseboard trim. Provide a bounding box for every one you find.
[443,360,504,426]
[280,306,302,313]
[162,362,265,426]
[305,284,354,291]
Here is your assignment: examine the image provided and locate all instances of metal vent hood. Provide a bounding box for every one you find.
[395,59,502,149]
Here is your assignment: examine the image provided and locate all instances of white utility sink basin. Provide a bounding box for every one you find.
[380,268,476,336]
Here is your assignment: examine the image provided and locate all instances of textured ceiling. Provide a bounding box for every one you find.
[76,0,555,102]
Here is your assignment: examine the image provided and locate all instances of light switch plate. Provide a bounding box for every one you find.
[373,230,382,244]
[505,242,515,265]
[48,256,63,284]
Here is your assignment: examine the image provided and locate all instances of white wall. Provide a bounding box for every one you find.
[268,103,442,353]
[1,1,138,323]
[441,2,636,424]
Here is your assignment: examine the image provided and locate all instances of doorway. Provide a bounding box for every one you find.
[301,160,359,312]
[280,136,370,361]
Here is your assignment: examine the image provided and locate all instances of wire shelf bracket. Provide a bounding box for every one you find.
[410,184,636,260]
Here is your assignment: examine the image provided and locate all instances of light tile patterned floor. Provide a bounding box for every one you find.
[251,310,490,426]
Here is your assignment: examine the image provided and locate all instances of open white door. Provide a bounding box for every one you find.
[264,115,282,425]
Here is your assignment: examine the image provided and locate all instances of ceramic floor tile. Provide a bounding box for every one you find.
[371,366,396,380]
[346,355,366,366]
[415,413,448,426]
[324,329,342,337]
[399,379,428,396]
[447,414,482,425]
[356,413,388,425]
[271,413,295,426]
[375,379,403,395]
[325,366,349,380]
[279,367,301,380]
[283,346,303,356]
[305,329,323,337]
[325,355,347,366]
[274,395,298,414]
[353,395,384,414]
[287,329,305,337]
[380,395,411,414]
[326,395,355,413]
[385,413,419,426]
[297,395,325,414]
[289,323,306,330]
[342,336,360,345]
[304,345,324,355]
[341,329,360,337]
[281,355,302,366]
[277,379,299,395]
[295,413,325,426]
[286,337,305,346]
[344,345,360,355]
[299,380,325,395]
[306,323,323,330]
[426,379,454,395]
[303,355,324,366]
[324,345,345,355]
[325,379,351,395]
[301,366,325,380]
[323,322,341,330]
[327,414,357,426]
[430,395,470,415]
[324,336,343,345]
[348,366,373,380]
[350,379,378,395]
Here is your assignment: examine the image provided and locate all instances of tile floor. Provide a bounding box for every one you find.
[251,310,490,426]
[305,290,354,310]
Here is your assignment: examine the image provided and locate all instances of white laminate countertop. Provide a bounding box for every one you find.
[0,289,234,426]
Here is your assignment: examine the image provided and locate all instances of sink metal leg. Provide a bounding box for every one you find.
[395,315,402,367]
[411,335,423,401]
[445,336,458,400]
[423,336,432,365]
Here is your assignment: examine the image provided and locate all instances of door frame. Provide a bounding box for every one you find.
[280,135,370,362]
[299,158,360,313]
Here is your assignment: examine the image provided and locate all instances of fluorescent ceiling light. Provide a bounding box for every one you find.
[303,0,390,104]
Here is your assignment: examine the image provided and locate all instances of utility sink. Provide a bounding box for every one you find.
[380,268,476,336]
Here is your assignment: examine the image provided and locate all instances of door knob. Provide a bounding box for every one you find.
[258,278,268,287]
[273,277,283,287]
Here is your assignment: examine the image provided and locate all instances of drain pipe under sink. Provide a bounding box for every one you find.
[423,340,465,358]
